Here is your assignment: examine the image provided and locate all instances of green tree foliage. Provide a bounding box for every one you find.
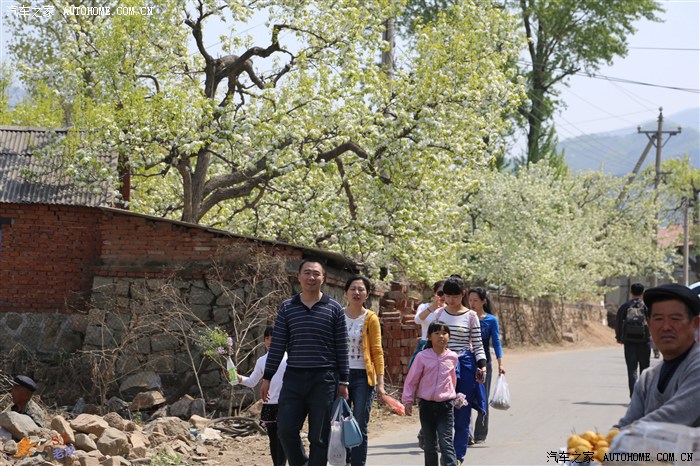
[401,0,662,166]
[7,0,525,279]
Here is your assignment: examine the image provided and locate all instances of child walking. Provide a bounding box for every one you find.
[237,326,288,466]
[402,322,459,466]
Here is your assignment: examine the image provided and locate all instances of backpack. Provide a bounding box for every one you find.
[623,299,648,343]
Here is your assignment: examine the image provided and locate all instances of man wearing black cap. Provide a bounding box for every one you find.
[9,375,46,427]
[616,283,700,428]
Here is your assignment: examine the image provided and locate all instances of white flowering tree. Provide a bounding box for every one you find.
[7,0,524,277]
[459,164,674,299]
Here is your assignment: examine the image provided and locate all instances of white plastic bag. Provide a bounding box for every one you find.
[490,374,511,410]
[327,401,346,465]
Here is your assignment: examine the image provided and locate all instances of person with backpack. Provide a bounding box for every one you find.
[615,283,651,397]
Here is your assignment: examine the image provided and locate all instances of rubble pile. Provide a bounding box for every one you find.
[0,394,262,466]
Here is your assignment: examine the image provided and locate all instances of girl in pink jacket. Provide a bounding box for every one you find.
[403,322,459,466]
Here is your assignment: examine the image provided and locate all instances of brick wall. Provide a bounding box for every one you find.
[379,282,423,385]
[0,203,101,313]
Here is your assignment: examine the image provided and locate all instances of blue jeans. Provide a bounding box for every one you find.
[419,399,457,466]
[346,369,377,466]
[277,368,337,466]
[453,352,486,462]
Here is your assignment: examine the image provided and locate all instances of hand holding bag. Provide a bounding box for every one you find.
[327,401,346,465]
[489,374,511,410]
[333,398,363,448]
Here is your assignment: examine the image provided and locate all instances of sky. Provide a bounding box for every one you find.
[552,0,699,137]
[0,1,698,139]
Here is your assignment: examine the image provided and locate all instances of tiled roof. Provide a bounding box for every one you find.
[0,126,116,206]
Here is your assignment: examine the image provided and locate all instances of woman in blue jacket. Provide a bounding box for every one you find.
[468,287,505,445]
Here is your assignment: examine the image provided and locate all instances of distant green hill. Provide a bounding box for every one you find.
[560,108,700,176]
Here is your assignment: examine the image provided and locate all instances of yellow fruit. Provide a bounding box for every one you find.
[594,447,609,462]
[581,430,598,444]
[577,439,593,450]
[567,434,584,449]
[574,444,593,455]
[607,428,620,444]
[595,440,609,449]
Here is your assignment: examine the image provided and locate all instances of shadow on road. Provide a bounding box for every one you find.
[572,401,629,407]
[368,443,422,455]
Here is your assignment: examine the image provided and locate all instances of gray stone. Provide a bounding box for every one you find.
[0,412,41,439]
[102,412,127,431]
[129,391,166,411]
[212,306,231,324]
[173,354,194,373]
[105,397,129,414]
[146,352,176,373]
[119,372,161,399]
[116,356,142,377]
[105,313,130,332]
[4,439,17,454]
[169,396,194,419]
[190,398,205,417]
[95,427,129,457]
[84,326,118,348]
[189,305,211,321]
[4,313,23,331]
[215,291,234,307]
[188,415,209,432]
[150,335,179,352]
[50,416,75,445]
[56,330,83,352]
[188,286,214,306]
[198,369,223,389]
[74,433,98,452]
[70,414,109,437]
[87,309,107,326]
[99,456,130,466]
[144,416,190,439]
[127,431,149,458]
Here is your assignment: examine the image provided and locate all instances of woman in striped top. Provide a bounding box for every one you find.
[426,276,487,464]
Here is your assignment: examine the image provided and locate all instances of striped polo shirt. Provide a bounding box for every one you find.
[264,293,349,382]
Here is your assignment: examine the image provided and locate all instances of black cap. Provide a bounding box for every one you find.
[643,283,700,317]
[11,375,37,392]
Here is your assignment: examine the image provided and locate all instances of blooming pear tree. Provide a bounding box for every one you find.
[7,0,525,277]
[459,164,674,299]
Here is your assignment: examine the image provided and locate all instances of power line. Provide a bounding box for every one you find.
[518,60,700,94]
[628,46,700,51]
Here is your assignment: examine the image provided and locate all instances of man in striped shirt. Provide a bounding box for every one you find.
[262,258,349,466]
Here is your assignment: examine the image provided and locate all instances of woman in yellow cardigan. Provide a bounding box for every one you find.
[343,275,385,466]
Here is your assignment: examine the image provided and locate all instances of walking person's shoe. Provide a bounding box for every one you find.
[417,431,424,450]
[468,435,475,446]
[474,439,485,444]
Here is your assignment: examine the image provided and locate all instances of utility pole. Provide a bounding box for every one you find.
[634,108,682,186]
[682,196,690,286]
[626,108,682,286]
[617,108,681,202]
